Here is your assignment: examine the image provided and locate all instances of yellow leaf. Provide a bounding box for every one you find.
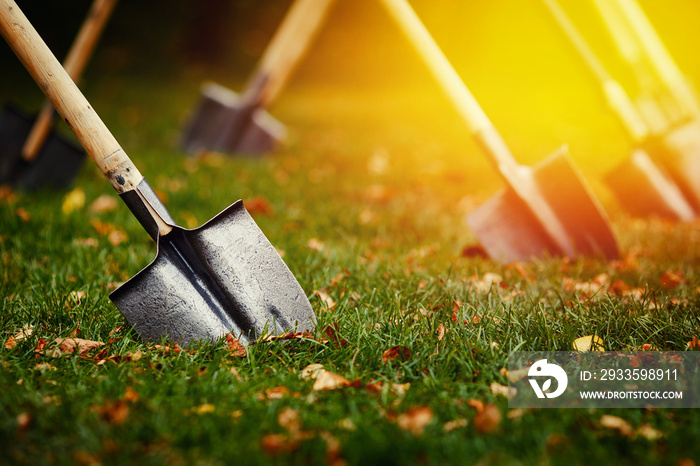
[396,406,433,435]
[637,424,663,441]
[312,370,351,391]
[573,335,605,352]
[62,187,85,215]
[300,363,325,381]
[599,415,633,437]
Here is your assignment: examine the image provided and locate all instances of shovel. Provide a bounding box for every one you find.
[181,0,335,156]
[379,0,618,263]
[541,0,696,221]
[591,0,700,211]
[0,0,316,347]
[0,0,116,190]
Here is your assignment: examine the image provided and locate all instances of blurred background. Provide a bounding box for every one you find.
[2,0,700,217]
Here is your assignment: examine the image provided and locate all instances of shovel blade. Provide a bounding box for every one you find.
[0,105,84,190]
[110,200,315,347]
[605,150,696,221]
[647,119,700,212]
[467,148,619,263]
[181,82,285,156]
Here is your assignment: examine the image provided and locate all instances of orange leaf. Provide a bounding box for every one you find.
[16,207,30,222]
[382,345,411,364]
[55,337,105,355]
[261,434,298,456]
[312,370,351,391]
[687,338,699,349]
[473,404,501,434]
[225,334,247,357]
[323,323,347,347]
[245,196,275,216]
[89,194,118,214]
[92,400,129,425]
[313,290,336,310]
[396,406,433,435]
[660,270,685,289]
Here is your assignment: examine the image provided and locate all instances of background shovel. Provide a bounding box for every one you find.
[379,0,618,263]
[181,0,335,156]
[541,0,696,221]
[0,0,316,347]
[591,0,700,212]
[0,0,116,190]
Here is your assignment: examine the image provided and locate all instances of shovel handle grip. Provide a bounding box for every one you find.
[243,0,335,108]
[21,0,118,161]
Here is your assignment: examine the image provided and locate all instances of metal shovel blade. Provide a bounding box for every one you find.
[467,147,619,263]
[109,200,315,347]
[645,119,700,212]
[605,149,696,220]
[181,82,286,156]
[0,105,85,190]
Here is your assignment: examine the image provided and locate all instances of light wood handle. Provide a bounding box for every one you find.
[21,0,117,161]
[614,0,699,118]
[379,0,521,175]
[242,0,335,108]
[0,0,141,193]
[542,0,648,140]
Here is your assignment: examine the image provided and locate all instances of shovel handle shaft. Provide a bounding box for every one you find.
[379,0,521,174]
[242,0,335,108]
[541,0,648,140]
[21,0,118,161]
[612,0,699,118]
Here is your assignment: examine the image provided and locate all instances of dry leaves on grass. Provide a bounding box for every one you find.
[660,270,685,290]
[396,406,434,435]
[38,337,105,358]
[62,187,85,215]
[4,324,33,349]
[225,334,247,357]
[382,345,411,364]
[313,370,352,391]
[16,207,30,222]
[89,194,118,214]
[245,196,275,216]
[573,335,605,352]
[469,400,502,434]
[599,415,633,437]
[91,387,139,426]
[313,290,336,310]
[90,219,128,246]
[490,382,517,400]
[322,323,347,347]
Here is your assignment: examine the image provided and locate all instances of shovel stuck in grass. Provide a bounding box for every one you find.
[181,0,335,156]
[0,0,116,190]
[542,0,697,221]
[380,0,619,263]
[590,0,700,213]
[0,0,316,347]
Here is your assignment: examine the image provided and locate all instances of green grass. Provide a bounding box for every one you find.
[1,74,700,465]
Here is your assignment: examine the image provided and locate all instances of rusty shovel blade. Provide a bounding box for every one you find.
[0,105,84,190]
[110,199,315,347]
[181,82,286,156]
[467,146,619,263]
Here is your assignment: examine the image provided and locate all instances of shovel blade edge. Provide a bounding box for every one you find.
[180,82,284,156]
[605,150,696,221]
[110,200,315,347]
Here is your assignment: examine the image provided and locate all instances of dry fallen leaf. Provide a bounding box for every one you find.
[312,370,351,391]
[660,270,685,290]
[637,424,663,441]
[62,187,86,215]
[89,194,118,214]
[382,345,411,364]
[313,290,336,310]
[490,382,517,399]
[225,334,247,357]
[4,324,33,349]
[323,323,347,347]
[300,363,325,381]
[245,196,275,216]
[443,418,468,432]
[473,404,501,434]
[108,230,128,246]
[436,323,445,341]
[261,434,298,456]
[504,367,529,383]
[396,406,433,435]
[34,363,57,371]
[687,338,699,349]
[599,415,633,437]
[573,335,605,352]
[278,407,302,438]
[92,400,130,425]
[307,238,325,252]
[16,207,30,222]
[45,337,105,357]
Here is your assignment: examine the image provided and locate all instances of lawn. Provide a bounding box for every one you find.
[1,67,700,465]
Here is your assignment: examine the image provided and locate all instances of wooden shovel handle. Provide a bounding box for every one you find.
[242,0,335,108]
[541,0,648,141]
[21,0,117,161]
[379,0,521,175]
[612,0,699,118]
[0,0,141,193]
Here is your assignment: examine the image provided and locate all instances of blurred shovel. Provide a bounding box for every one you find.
[380,0,618,263]
[0,0,116,190]
[181,0,335,156]
[591,0,700,211]
[0,0,316,347]
[542,0,696,221]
